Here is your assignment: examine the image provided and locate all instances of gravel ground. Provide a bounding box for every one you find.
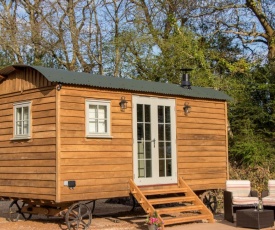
[0,199,274,230]
[0,199,150,230]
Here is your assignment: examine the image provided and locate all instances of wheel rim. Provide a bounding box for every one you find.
[21,203,32,220]
[9,200,32,222]
[201,191,217,214]
[65,202,92,230]
[90,200,96,214]
[9,200,20,222]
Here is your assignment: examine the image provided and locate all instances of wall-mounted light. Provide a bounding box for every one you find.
[183,102,191,115]
[56,82,62,91]
[119,96,128,110]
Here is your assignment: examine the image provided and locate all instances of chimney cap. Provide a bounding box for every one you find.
[180,68,192,89]
[180,68,193,72]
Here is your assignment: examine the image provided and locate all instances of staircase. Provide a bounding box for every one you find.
[129,178,214,229]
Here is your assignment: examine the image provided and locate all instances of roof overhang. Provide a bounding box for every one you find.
[0,64,232,101]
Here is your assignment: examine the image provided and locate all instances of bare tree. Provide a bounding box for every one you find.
[188,0,275,67]
[38,0,99,72]
[0,1,24,63]
[102,0,125,77]
[19,0,47,65]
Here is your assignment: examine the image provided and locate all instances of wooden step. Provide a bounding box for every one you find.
[148,196,196,205]
[163,214,212,225]
[129,178,214,228]
[156,205,203,215]
[142,188,187,196]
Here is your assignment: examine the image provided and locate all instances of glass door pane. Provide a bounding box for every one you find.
[137,104,152,178]
[158,105,172,177]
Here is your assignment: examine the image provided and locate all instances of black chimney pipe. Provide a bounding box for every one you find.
[180,68,193,89]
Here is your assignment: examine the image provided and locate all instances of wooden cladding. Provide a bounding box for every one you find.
[0,67,52,95]
[0,68,56,201]
[176,98,227,191]
[58,87,132,202]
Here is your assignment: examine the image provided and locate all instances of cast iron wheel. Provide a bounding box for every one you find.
[90,200,96,214]
[201,191,218,214]
[130,195,136,212]
[65,202,92,230]
[9,200,32,222]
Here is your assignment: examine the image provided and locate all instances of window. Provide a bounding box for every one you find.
[85,99,111,137]
[13,101,31,139]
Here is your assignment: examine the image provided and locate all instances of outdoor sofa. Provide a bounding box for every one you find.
[224,180,258,222]
[262,180,275,215]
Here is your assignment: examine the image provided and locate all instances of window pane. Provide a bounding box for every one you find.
[145,124,151,140]
[137,104,143,122]
[158,124,164,141]
[98,106,106,119]
[158,106,164,123]
[98,120,107,133]
[138,160,145,178]
[23,121,29,134]
[146,160,152,177]
[89,105,96,119]
[23,107,29,120]
[138,141,144,159]
[16,108,22,121]
[159,142,164,158]
[145,142,151,159]
[166,160,172,176]
[166,142,171,158]
[159,160,165,177]
[165,124,171,141]
[89,121,96,133]
[165,106,170,123]
[137,123,144,140]
[16,121,22,135]
[145,105,150,122]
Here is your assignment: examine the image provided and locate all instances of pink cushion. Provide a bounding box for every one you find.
[262,196,275,206]
[226,180,251,197]
[268,180,275,196]
[232,196,258,205]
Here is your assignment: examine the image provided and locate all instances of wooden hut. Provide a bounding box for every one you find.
[0,65,231,227]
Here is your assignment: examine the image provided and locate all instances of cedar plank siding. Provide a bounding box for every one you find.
[58,87,227,202]
[177,98,227,191]
[0,68,56,201]
[58,87,132,202]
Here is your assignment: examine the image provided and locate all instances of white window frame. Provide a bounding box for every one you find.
[85,99,111,138]
[13,101,32,140]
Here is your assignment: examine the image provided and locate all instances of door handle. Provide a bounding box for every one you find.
[151,138,156,148]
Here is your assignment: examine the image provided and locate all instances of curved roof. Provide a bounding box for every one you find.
[0,65,232,101]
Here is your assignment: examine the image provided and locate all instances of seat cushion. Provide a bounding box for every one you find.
[268,180,275,196]
[262,196,275,206]
[232,196,259,205]
[226,180,251,197]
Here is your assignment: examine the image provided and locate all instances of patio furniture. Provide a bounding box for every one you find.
[224,180,259,222]
[236,209,274,229]
[262,180,275,214]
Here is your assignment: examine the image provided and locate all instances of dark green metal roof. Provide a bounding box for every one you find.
[0,65,232,101]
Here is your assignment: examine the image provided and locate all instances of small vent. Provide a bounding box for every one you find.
[180,68,192,89]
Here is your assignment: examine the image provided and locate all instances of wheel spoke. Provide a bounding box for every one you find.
[66,202,92,230]
[201,191,217,214]
[70,210,79,218]
[9,200,21,222]
[21,203,32,220]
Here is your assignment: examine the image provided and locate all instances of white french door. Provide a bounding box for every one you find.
[133,96,177,186]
